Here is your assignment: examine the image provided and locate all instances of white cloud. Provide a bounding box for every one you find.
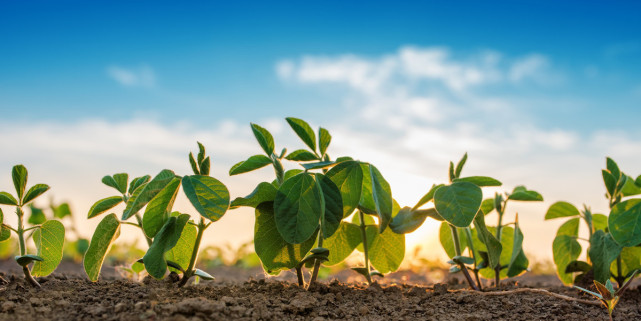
[107,65,156,88]
[509,54,550,83]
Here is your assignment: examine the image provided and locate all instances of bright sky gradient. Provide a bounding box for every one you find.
[1,1,640,262]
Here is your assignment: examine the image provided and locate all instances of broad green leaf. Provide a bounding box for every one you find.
[565,260,592,273]
[606,157,621,180]
[84,214,121,281]
[165,217,197,272]
[359,164,393,232]
[412,184,444,211]
[608,199,641,247]
[473,214,502,271]
[552,235,581,284]
[22,184,50,205]
[319,127,331,156]
[316,174,343,238]
[545,201,580,220]
[12,165,28,203]
[474,226,518,279]
[0,192,18,205]
[454,153,467,178]
[326,161,363,218]
[0,210,10,241]
[602,170,616,197]
[621,175,641,197]
[251,123,275,155]
[286,117,316,152]
[102,173,128,194]
[52,203,72,219]
[610,246,641,279]
[32,220,65,277]
[254,202,317,274]
[439,222,468,258]
[434,181,482,228]
[368,225,405,274]
[506,217,528,277]
[143,177,181,238]
[122,170,176,220]
[323,222,361,266]
[143,214,190,279]
[556,217,580,237]
[15,254,43,266]
[480,198,495,215]
[132,261,145,274]
[28,205,46,224]
[454,176,502,187]
[636,175,641,188]
[128,175,151,194]
[390,207,441,234]
[592,214,608,232]
[300,161,337,171]
[229,155,272,175]
[283,169,303,181]
[88,196,123,219]
[182,175,230,222]
[508,186,543,201]
[230,182,278,209]
[285,150,318,162]
[274,173,321,244]
[589,230,622,283]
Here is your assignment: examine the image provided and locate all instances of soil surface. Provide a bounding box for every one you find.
[1,269,640,321]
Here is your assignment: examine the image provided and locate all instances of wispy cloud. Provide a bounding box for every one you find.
[106,65,156,88]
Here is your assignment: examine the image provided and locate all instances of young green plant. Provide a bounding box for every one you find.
[0,165,65,287]
[575,270,637,321]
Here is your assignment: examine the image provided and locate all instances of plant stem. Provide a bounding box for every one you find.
[616,255,623,287]
[295,264,305,287]
[134,213,152,247]
[16,207,40,288]
[358,211,372,284]
[494,204,505,288]
[464,227,482,290]
[178,217,207,287]
[449,224,479,291]
[308,233,324,289]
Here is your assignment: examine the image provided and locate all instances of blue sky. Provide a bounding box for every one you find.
[1,1,640,260]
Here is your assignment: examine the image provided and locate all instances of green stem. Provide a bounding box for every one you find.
[134,213,152,247]
[2,224,18,234]
[494,205,506,288]
[307,233,324,289]
[449,224,479,291]
[616,255,623,287]
[358,211,372,284]
[295,264,305,287]
[464,227,482,290]
[16,207,40,288]
[178,217,207,287]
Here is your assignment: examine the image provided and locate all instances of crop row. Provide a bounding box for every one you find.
[1,117,640,318]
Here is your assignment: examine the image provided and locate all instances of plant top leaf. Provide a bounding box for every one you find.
[251,123,275,156]
[434,181,482,228]
[229,155,273,175]
[286,117,317,152]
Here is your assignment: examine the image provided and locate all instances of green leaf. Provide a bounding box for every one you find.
[508,186,543,201]
[28,205,46,225]
[565,261,592,273]
[132,261,145,274]
[197,142,206,164]
[454,176,502,187]
[0,210,10,241]
[84,214,121,281]
[439,222,468,258]
[622,175,641,196]
[359,164,393,233]
[15,254,43,267]
[286,117,316,152]
[102,173,127,194]
[454,153,467,178]
[194,269,214,280]
[122,170,176,220]
[480,198,495,215]
[143,214,190,279]
[285,149,318,162]
[608,199,641,247]
[230,182,278,209]
[323,222,361,266]
[556,217,580,237]
[545,201,580,220]
[412,184,445,211]
[274,173,321,244]
[128,175,151,195]
[606,157,621,180]
[300,161,337,171]
[0,192,18,205]
[52,202,72,219]
[254,202,317,274]
[610,247,641,279]
[229,155,273,175]
[319,127,331,156]
[552,235,582,285]
[12,165,28,203]
[390,207,441,234]
[251,123,275,155]
[164,216,197,272]
[602,170,616,197]
[143,177,181,238]
[32,220,65,277]
[473,214,502,270]
[326,161,363,218]
[592,213,608,232]
[189,152,199,175]
[434,182,482,228]
[589,230,622,283]
[368,225,405,274]
[199,156,211,176]
[316,174,343,238]
[88,196,123,219]
[574,286,604,300]
[22,184,50,205]
[182,175,230,222]
[636,175,641,188]
[506,216,528,277]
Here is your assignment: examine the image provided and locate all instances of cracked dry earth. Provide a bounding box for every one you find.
[1,274,641,321]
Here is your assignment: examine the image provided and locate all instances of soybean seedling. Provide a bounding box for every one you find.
[575,270,637,321]
[0,165,65,287]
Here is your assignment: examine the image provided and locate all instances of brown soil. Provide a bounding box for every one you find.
[1,269,640,321]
